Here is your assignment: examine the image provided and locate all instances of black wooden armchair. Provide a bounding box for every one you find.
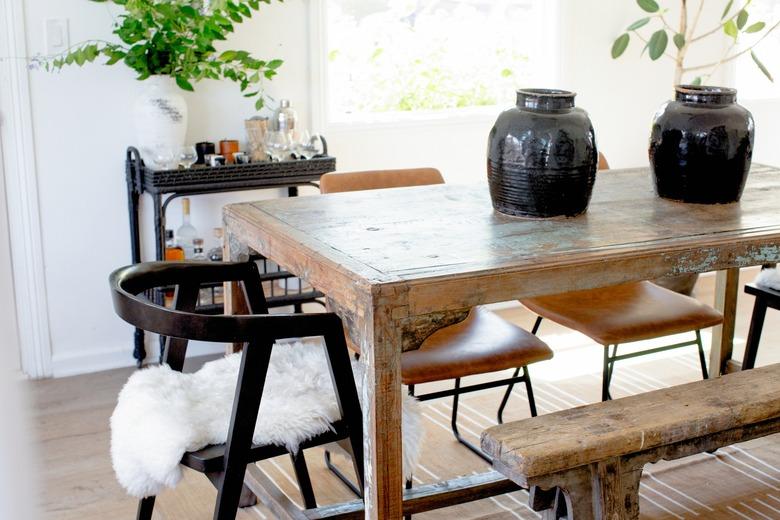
[109,261,364,520]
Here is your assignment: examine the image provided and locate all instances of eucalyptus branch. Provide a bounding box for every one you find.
[686,0,705,41]
[683,19,780,72]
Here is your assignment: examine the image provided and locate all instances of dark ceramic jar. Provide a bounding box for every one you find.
[649,85,754,204]
[487,89,597,218]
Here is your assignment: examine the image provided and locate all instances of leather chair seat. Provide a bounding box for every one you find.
[401,307,553,385]
[522,281,724,346]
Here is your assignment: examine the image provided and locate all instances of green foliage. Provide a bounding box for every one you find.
[43,0,283,109]
[611,0,776,84]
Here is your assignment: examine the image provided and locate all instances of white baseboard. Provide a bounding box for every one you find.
[49,342,227,378]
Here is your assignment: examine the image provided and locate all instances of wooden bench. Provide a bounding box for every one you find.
[481,363,780,519]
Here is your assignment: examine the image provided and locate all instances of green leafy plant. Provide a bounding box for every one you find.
[611,0,778,85]
[42,0,283,109]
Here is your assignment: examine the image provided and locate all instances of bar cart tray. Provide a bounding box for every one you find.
[142,156,336,191]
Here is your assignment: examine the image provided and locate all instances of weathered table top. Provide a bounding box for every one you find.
[225,164,780,320]
[223,163,780,519]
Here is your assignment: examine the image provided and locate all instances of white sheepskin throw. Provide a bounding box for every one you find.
[756,268,780,291]
[110,340,423,498]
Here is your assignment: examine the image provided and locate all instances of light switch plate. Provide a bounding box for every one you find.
[45,18,69,56]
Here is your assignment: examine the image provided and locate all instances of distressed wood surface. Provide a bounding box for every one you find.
[710,268,740,375]
[483,364,780,519]
[223,164,780,520]
[480,363,780,479]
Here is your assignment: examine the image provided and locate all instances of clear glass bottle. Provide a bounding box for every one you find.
[175,198,199,259]
[208,227,224,261]
[271,99,297,139]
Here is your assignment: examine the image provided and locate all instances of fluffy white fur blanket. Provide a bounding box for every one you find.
[111,340,423,498]
[756,268,780,291]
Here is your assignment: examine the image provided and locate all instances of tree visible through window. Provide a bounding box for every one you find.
[324,0,553,120]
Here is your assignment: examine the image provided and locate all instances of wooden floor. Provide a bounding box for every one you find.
[30,268,780,519]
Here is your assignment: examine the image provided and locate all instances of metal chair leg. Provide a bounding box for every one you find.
[602,345,613,402]
[531,315,543,335]
[323,449,362,497]
[290,450,317,509]
[136,496,155,520]
[404,477,413,520]
[497,316,543,424]
[695,330,709,379]
[496,367,521,424]
[451,378,491,463]
[522,366,538,417]
[743,299,768,371]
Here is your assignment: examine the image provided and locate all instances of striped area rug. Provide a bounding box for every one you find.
[247,328,780,519]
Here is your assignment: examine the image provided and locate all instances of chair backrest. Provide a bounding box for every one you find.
[598,152,610,171]
[110,261,347,370]
[109,260,364,495]
[319,167,444,194]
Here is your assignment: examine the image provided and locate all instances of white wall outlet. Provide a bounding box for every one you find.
[45,19,69,56]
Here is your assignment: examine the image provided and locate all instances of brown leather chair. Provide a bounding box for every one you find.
[508,152,723,402]
[320,168,553,469]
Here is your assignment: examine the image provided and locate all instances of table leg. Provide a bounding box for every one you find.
[361,303,404,519]
[710,268,740,376]
[223,230,251,354]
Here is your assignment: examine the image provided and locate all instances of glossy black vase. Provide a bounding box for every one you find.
[487,89,597,218]
[649,85,754,204]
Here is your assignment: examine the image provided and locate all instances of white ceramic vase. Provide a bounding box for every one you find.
[133,75,188,166]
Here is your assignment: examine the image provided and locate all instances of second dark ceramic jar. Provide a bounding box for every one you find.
[487,89,598,218]
[649,85,754,204]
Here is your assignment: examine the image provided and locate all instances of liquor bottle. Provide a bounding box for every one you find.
[192,238,206,260]
[271,99,297,139]
[164,230,185,261]
[208,227,224,261]
[176,198,199,258]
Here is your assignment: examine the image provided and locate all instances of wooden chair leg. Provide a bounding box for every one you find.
[290,450,317,509]
[743,298,768,370]
[136,496,155,520]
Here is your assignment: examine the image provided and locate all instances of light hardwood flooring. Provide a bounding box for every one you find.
[30,268,780,519]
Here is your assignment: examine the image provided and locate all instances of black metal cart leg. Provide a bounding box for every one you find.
[126,151,146,367]
[152,193,167,364]
[743,299,768,370]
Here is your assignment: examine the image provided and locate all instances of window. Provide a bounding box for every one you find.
[735,1,780,99]
[314,0,559,124]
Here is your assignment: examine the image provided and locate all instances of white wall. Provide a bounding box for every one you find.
[11,0,767,377]
[0,141,21,373]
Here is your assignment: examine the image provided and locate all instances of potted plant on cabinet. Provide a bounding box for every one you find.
[42,0,284,160]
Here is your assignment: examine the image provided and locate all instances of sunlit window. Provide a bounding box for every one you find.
[321,0,558,122]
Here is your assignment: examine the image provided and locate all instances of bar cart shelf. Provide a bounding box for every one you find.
[125,146,336,366]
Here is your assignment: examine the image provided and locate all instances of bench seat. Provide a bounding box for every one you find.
[481,363,780,519]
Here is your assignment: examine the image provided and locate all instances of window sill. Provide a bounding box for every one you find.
[322,106,504,133]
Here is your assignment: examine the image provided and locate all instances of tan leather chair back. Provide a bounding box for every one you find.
[319,167,444,194]
[598,152,610,171]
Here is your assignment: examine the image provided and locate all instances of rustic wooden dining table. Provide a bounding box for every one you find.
[223,164,780,519]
